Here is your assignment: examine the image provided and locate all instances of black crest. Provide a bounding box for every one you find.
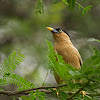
[55,28,70,38]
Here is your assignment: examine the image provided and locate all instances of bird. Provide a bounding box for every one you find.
[47,27,83,84]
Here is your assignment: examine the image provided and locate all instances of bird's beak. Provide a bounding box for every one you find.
[46,27,54,31]
[46,27,59,33]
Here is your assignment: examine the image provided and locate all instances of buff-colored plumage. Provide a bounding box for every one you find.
[53,32,83,69]
[47,27,83,84]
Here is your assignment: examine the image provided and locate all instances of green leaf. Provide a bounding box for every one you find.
[62,0,75,10]
[59,91,68,100]
[4,73,35,90]
[88,38,100,43]
[83,55,100,68]
[0,88,4,91]
[80,49,100,82]
[82,5,92,15]
[36,0,44,14]
[82,9,85,15]
[67,0,76,10]
[0,50,25,76]
[0,78,8,86]
[36,90,47,100]
[91,47,100,56]
[84,5,92,12]
[69,70,80,76]
[30,91,36,100]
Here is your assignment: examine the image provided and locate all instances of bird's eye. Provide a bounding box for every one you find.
[59,29,63,33]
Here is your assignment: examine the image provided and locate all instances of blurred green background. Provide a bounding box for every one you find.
[0,0,100,99]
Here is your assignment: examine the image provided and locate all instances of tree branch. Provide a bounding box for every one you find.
[0,84,67,96]
[0,83,99,98]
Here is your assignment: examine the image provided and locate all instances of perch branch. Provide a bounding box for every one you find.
[0,84,67,96]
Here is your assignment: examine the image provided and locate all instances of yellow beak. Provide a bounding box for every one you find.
[46,27,54,31]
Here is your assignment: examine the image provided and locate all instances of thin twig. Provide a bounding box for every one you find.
[75,1,85,9]
[42,69,49,86]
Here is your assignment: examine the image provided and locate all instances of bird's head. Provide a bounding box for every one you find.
[47,27,70,42]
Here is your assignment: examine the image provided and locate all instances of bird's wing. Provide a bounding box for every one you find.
[71,46,83,68]
[79,56,83,66]
[75,47,83,67]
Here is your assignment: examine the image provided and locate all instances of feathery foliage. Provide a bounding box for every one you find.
[36,0,44,14]
[66,0,76,10]
[0,50,25,76]
[0,50,46,100]
[0,50,26,91]
[88,38,100,43]
[5,73,35,91]
[46,40,100,100]
[0,39,100,99]
[0,78,8,87]
[36,0,92,14]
